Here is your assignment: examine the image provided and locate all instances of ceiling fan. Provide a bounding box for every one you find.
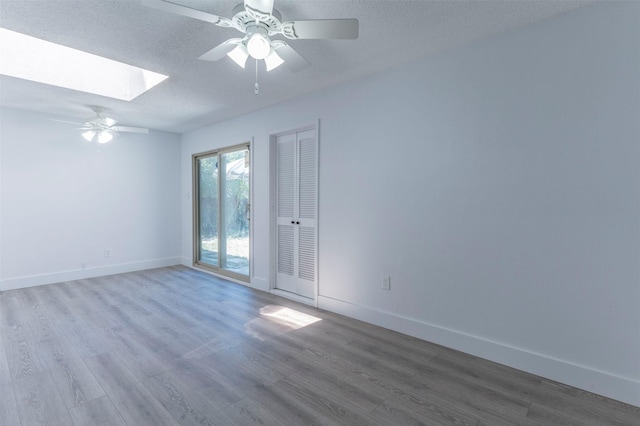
[52,107,149,143]
[143,0,359,74]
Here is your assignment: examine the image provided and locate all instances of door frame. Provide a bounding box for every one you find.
[192,141,253,284]
[269,120,319,307]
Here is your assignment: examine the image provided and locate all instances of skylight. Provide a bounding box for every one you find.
[0,28,168,101]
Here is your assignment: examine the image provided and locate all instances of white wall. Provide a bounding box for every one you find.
[181,2,640,406]
[0,107,182,290]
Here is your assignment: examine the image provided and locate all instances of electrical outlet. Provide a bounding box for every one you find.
[104,249,111,257]
[382,276,391,290]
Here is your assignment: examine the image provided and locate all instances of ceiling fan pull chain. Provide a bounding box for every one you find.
[255,59,259,95]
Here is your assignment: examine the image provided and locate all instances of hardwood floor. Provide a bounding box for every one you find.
[0,266,638,425]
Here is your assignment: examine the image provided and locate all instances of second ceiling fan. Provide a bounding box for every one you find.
[144,0,359,73]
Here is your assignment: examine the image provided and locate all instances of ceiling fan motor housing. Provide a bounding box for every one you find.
[231,3,282,34]
[231,3,284,61]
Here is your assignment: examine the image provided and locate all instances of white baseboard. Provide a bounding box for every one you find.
[271,288,316,306]
[0,257,182,291]
[318,295,640,408]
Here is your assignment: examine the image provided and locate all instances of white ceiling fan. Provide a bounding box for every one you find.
[143,0,359,73]
[53,107,149,143]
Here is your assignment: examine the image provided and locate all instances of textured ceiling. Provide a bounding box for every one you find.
[0,0,589,133]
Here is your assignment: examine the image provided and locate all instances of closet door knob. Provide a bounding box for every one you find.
[291,220,295,224]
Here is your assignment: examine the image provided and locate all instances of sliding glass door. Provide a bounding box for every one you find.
[194,144,250,281]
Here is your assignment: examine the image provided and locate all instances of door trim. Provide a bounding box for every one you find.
[269,120,319,307]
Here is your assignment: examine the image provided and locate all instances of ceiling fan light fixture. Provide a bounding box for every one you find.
[97,131,113,144]
[227,44,250,68]
[82,130,96,142]
[246,33,271,60]
[264,48,284,71]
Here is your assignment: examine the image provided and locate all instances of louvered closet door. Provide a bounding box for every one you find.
[275,129,317,299]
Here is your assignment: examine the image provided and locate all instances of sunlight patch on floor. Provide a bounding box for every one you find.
[260,305,322,329]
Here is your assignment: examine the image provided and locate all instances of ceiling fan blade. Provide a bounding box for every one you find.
[281,19,359,40]
[111,126,149,134]
[143,0,233,27]
[272,42,310,73]
[49,118,83,125]
[244,0,274,20]
[198,39,242,61]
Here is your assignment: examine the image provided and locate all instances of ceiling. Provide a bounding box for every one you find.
[0,0,589,134]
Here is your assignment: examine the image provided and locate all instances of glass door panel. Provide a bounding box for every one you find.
[220,149,250,276]
[197,155,219,266]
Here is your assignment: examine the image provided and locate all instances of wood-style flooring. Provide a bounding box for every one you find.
[0,266,638,425]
